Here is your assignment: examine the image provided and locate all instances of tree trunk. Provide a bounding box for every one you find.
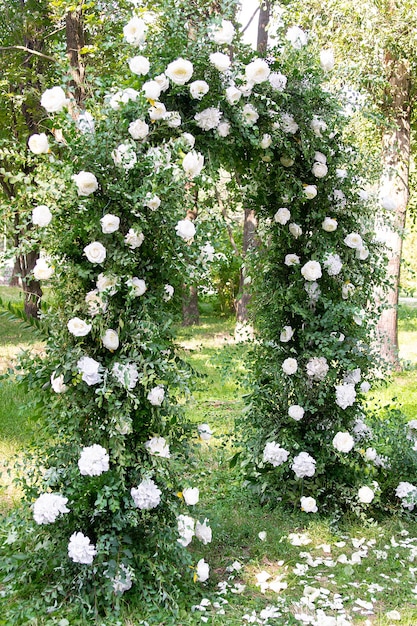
[9,259,21,287]
[236,208,257,322]
[377,55,411,370]
[257,0,271,52]
[66,9,86,108]
[17,250,43,318]
[182,284,199,326]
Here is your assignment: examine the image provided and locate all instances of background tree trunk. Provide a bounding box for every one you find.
[66,9,86,107]
[377,55,411,370]
[182,284,199,326]
[236,208,257,322]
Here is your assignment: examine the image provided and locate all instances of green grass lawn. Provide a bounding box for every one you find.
[2,289,417,624]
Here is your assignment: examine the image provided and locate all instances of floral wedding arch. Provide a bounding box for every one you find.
[11,0,406,617]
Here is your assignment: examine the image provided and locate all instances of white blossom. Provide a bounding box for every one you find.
[28,133,49,154]
[292,452,316,478]
[306,356,329,380]
[242,103,259,125]
[123,16,147,45]
[41,86,68,113]
[289,405,304,421]
[32,205,52,227]
[286,25,308,49]
[165,57,193,84]
[269,72,287,91]
[189,80,209,100]
[100,214,120,234]
[112,362,139,390]
[285,254,300,266]
[225,85,242,105]
[312,161,328,178]
[209,52,231,72]
[245,58,270,84]
[145,436,170,458]
[149,102,167,121]
[196,519,212,545]
[280,113,298,133]
[163,284,174,301]
[301,260,322,281]
[67,317,92,337]
[128,55,150,75]
[125,229,144,249]
[33,493,69,524]
[320,49,335,71]
[332,431,354,453]
[289,223,302,238]
[198,423,212,441]
[50,372,67,393]
[301,496,318,513]
[177,514,195,546]
[131,478,162,510]
[280,326,294,342]
[78,444,109,476]
[102,329,119,351]
[335,383,356,409]
[263,441,289,467]
[84,241,106,264]
[323,253,343,276]
[282,357,298,375]
[303,184,317,199]
[311,116,327,137]
[322,217,338,232]
[183,487,199,505]
[112,563,134,594]
[182,151,204,178]
[129,119,149,140]
[196,558,210,582]
[176,219,196,241]
[344,232,363,249]
[126,277,147,297]
[210,19,235,44]
[194,107,222,131]
[358,486,375,504]
[73,171,98,196]
[274,207,291,224]
[147,385,165,406]
[77,356,102,386]
[68,532,97,564]
[112,143,137,170]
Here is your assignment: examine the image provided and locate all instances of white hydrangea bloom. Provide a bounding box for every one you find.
[68,532,97,564]
[335,383,356,409]
[131,478,162,510]
[263,441,289,467]
[78,444,109,476]
[33,493,70,524]
[292,452,316,478]
[112,362,139,390]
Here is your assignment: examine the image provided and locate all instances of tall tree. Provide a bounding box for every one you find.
[286,0,417,369]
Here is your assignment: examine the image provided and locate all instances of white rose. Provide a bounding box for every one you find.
[242,104,259,125]
[288,405,304,421]
[225,85,242,105]
[183,487,199,505]
[323,253,343,276]
[145,436,170,458]
[123,16,147,45]
[33,493,70,524]
[312,161,328,178]
[195,519,212,545]
[175,219,196,241]
[209,52,231,72]
[148,102,167,121]
[78,444,109,476]
[163,284,174,301]
[306,357,329,380]
[129,119,149,140]
[263,441,290,466]
[165,57,193,85]
[274,207,291,225]
[33,258,54,280]
[260,133,272,149]
[301,260,322,281]
[320,49,335,71]
[96,273,118,294]
[124,229,144,250]
[344,232,363,249]
[128,55,150,76]
[177,514,195,546]
[342,282,355,299]
[73,171,98,196]
[68,532,97,565]
[356,247,369,260]
[280,113,299,133]
[335,383,356,409]
[84,241,106,264]
[100,214,120,234]
[217,121,231,137]
[305,281,320,302]
[198,423,212,441]
[332,431,354,453]
[154,73,170,92]
[289,223,302,238]
[67,317,92,337]
[358,486,375,504]
[85,290,106,316]
[360,381,371,393]
[269,72,287,91]
[322,217,338,232]
[28,133,49,154]
[164,110,181,128]
[189,80,209,100]
[292,452,316,478]
[102,329,119,351]
[77,356,102,386]
[41,86,68,113]
[310,116,327,136]
[181,133,195,149]
[32,205,52,227]
[182,151,204,179]
[282,357,298,375]
[284,254,300,266]
[196,558,210,582]
[300,496,318,513]
[303,185,317,199]
[314,151,327,163]
[141,80,161,101]
[245,58,270,84]
[147,385,165,406]
[112,143,137,170]
[144,194,161,211]
[280,326,294,342]
[50,372,68,394]
[194,107,222,131]
[286,25,308,49]
[127,277,147,296]
[211,19,235,44]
